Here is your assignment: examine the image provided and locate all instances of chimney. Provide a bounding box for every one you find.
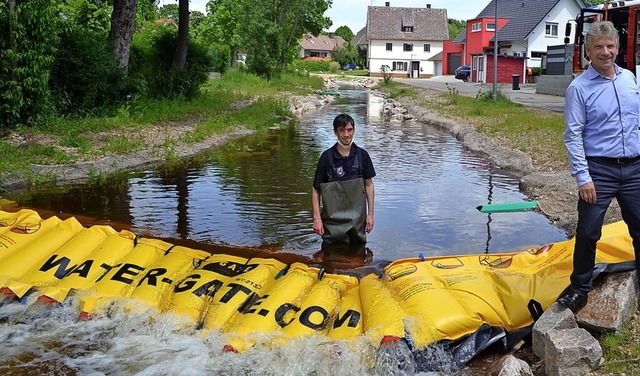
[385,2,390,6]
[426,4,431,8]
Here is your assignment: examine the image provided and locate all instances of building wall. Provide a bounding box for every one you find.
[465,17,510,64]
[368,39,443,78]
[443,40,464,74]
[477,0,582,68]
[485,55,525,84]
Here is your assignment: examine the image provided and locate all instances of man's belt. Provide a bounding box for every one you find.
[587,156,640,165]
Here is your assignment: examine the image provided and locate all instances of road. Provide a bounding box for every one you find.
[396,75,566,113]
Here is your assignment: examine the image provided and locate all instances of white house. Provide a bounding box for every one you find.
[366,3,449,78]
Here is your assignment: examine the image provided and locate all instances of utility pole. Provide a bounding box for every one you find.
[493,0,498,101]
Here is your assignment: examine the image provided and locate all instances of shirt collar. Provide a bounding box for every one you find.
[584,63,622,80]
[332,142,358,157]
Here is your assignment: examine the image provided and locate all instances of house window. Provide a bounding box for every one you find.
[403,43,413,52]
[486,23,495,31]
[392,61,408,71]
[423,44,430,52]
[471,22,481,32]
[386,43,393,51]
[402,26,414,32]
[545,22,558,37]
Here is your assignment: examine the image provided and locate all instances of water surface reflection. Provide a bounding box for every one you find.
[10,88,567,262]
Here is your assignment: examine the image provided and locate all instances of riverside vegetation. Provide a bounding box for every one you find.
[0,71,638,375]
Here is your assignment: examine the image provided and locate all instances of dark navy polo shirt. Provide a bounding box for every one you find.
[313,143,376,190]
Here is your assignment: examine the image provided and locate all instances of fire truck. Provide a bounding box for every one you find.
[567,0,640,76]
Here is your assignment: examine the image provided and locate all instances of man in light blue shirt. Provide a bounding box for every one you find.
[559,21,640,311]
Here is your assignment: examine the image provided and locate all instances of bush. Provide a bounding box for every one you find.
[329,61,340,73]
[0,0,59,128]
[130,23,214,99]
[289,60,331,73]
[49,28,126,114]
[208,43,231,74]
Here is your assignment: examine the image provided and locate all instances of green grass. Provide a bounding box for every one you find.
[599,314,640,375]
[0,69,322,183]
[378,80,418,99]
[420,86,567,170]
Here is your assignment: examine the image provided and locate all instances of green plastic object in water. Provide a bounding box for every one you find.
[476,201,539,213]
[319,91,341,96]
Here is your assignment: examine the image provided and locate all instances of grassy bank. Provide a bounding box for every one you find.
[379,81,568,172]
[0,70,325,187]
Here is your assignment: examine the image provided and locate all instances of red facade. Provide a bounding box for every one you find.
[444,17,523,83]
[485,55,525,84]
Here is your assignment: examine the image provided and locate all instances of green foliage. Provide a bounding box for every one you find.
[237,0,332,79]
[333,26,354,43]
[356,45,367,70]
[207,44,232,73]
[329,61,340,73]
[445,83,460,104]
[130,23,214,99]
[475,89,513,104]
[49,28,127,114]
[289,59,331,73]
[332,43,358,67]
[189,10,205,34]
[0,0,61,128]
[60,0,112,33]
[448,19,466,40]
[137,0,159,24]
[158,3,179,22]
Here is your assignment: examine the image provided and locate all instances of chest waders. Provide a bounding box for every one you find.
[320,177,367,244]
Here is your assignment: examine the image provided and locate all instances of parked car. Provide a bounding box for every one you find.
[342,64,357,70]
[454,65,471,82]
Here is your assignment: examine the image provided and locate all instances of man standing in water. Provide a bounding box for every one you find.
[312,114,376,246]
[558,21,640,312]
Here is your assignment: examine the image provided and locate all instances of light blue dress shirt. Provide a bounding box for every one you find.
[564,64,640,186]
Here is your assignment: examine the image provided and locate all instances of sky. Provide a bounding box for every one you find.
[163,0,489,34]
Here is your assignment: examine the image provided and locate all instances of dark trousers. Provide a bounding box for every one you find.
[571,158,640,293]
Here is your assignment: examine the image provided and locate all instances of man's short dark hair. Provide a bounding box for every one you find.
[333,114,355,132]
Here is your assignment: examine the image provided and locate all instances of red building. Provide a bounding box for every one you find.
[442,0,585,84]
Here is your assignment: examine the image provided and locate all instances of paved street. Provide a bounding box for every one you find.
[397,75,566,113]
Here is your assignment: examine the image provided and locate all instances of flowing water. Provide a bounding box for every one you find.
[1,87,569,374]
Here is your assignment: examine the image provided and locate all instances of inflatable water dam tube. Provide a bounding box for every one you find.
[0,208,636,371]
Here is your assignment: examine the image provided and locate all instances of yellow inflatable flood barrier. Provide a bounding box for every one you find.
[0,209,636,372]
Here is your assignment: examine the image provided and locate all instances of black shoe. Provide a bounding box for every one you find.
[556,288,588,312]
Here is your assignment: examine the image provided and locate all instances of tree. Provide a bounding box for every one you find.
[332,43,358,67]
[137,0,159,23]
[190,10,205,34]
[158,3,179,21]
[110,0,138,71]
[173,0,189,70]
[237,0,332,79]
[333,25,354,44]
[448,19,465,40]
[60,0,112,33]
